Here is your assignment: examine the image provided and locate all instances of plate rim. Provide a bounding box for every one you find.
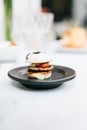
[54,40,87,53]
[8,65,76,84]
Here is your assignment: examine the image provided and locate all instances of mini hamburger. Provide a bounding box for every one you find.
[25,52,53,80]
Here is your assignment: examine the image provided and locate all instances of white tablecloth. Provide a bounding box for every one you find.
[0,46,87,130]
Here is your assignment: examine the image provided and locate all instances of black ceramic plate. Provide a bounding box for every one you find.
[8,65,76,89]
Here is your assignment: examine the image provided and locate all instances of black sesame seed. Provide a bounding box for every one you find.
[25,53,30,59]
[33,52,41,54]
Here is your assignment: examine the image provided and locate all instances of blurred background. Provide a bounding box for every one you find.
[0,0,87,47]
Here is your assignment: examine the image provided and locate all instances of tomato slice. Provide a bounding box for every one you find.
[38,63,49,68]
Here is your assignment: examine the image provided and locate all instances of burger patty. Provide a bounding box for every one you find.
[28,65,53,72]
[27,70,51,75]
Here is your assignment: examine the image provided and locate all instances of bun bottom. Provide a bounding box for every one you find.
[27,71,52,80]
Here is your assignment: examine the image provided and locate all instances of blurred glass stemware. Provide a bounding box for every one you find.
[12,12,54,52]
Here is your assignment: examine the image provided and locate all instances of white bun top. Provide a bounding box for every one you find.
[25,52,51,63]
